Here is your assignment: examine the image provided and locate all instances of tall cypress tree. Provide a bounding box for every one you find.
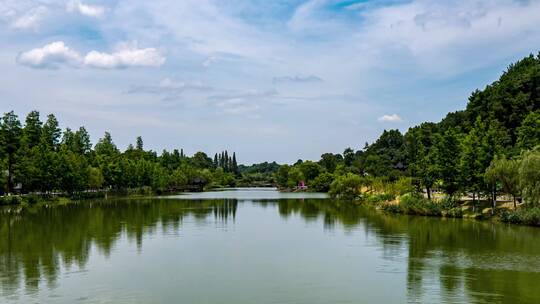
[0,111,22,193]
[224,151,229,172]
[232,152,238,175]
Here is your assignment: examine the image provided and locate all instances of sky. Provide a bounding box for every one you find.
[1,0,540,164]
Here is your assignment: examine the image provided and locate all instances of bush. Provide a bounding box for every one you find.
[440,196,460,210]
[69,191,106,200]
[500,207,540,226]
[26,195,39,204]
[328,173,362,200]
[380,203,402,213]
[365,193,395,204]
[310,172,334,192]
[0,196,22,205]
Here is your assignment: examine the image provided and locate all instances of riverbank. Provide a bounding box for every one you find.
[0,187,175,206]
[353,192,540,227]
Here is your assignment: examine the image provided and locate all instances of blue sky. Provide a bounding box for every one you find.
[1,0,540,163]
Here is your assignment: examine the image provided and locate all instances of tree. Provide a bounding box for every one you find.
[88,167,104,190]
[311,172,334,192]
[519,149,540,205]
[276,165,290,188]
[459,120,486,209]
[192,152,213,169]
[136,136,144,151]
[16,111,43,192]
[287,167,304,188]
[22,110,42,148]
[485,156,521,208]
[328,173,362,199]
[40,114,61,151]
[516,111,540,150]
[95,132,119,157]
[58,149,89,193]
[232,152,239,175]
[299,161,322,182]
[435,130,461,196]
[0,111,22,193]
[319,153,339,173]
[74,127,91,155]
[343,148,355,167]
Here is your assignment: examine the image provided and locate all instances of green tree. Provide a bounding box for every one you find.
[328,173,362,199]
[95,132,119,157]
[319,153,339,173]
[136,136,144,151]
[435,130,461,196]
[88,167,104,190]
[287,167,304,188]
[276,165,290,188]
[21,110,42,148]
[40,114,61,151]
[516,111,540,150]
[0,111,22,193]
[311,172,334,192]
[299,161,322,182]
[485,156,521,209]
[459,120,486,209]
[519,149,540,205]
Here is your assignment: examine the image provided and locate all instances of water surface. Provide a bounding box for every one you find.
[1,189,539,303]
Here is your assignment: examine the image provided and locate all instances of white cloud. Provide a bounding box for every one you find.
[17,41,81,69]
[18,41,165,69]
[273,75,323,84]
[354,0,540,74]
[378,114,403,122]
[67,0,105,18]
[10,6,46,30]
[202,56,217,67]
[84,43,165,69]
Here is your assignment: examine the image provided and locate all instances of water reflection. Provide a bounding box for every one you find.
[276,199,540,303]
[1,196,539,303]
[0,199,238,297]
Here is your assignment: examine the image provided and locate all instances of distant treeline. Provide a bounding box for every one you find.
[0,110,277,196]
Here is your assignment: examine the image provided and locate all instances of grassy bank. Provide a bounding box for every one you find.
[356,192,540,227]
[0,187,168,206]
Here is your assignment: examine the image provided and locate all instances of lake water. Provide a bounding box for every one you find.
[1,188,539,303]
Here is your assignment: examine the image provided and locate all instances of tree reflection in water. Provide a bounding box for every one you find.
[1,198,539,303]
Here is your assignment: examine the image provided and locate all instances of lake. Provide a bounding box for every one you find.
[1,188,539,303]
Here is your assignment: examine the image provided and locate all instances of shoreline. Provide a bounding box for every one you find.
[2,188,539,228]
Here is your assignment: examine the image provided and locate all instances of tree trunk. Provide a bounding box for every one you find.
[7,156,13,194]
[513,195,517,209]
[426,187,431,200]
[472,192,476,213]
[491,186,496,215]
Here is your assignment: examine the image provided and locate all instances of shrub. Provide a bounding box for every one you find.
[380,203,402,213]
[328,173,362,200]
[501,207,540,226]
[365,193,395,204]
[0,196,22,205]
[400,193,442,216]
[310,172,334,192]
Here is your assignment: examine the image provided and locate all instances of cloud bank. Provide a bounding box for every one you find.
[18,41,165,69]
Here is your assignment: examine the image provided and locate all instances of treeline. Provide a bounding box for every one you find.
[0,111,251,195]
[276,53,540,210]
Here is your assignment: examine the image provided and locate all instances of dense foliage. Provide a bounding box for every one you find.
[276,53,540,212]
[0,112,262,196]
